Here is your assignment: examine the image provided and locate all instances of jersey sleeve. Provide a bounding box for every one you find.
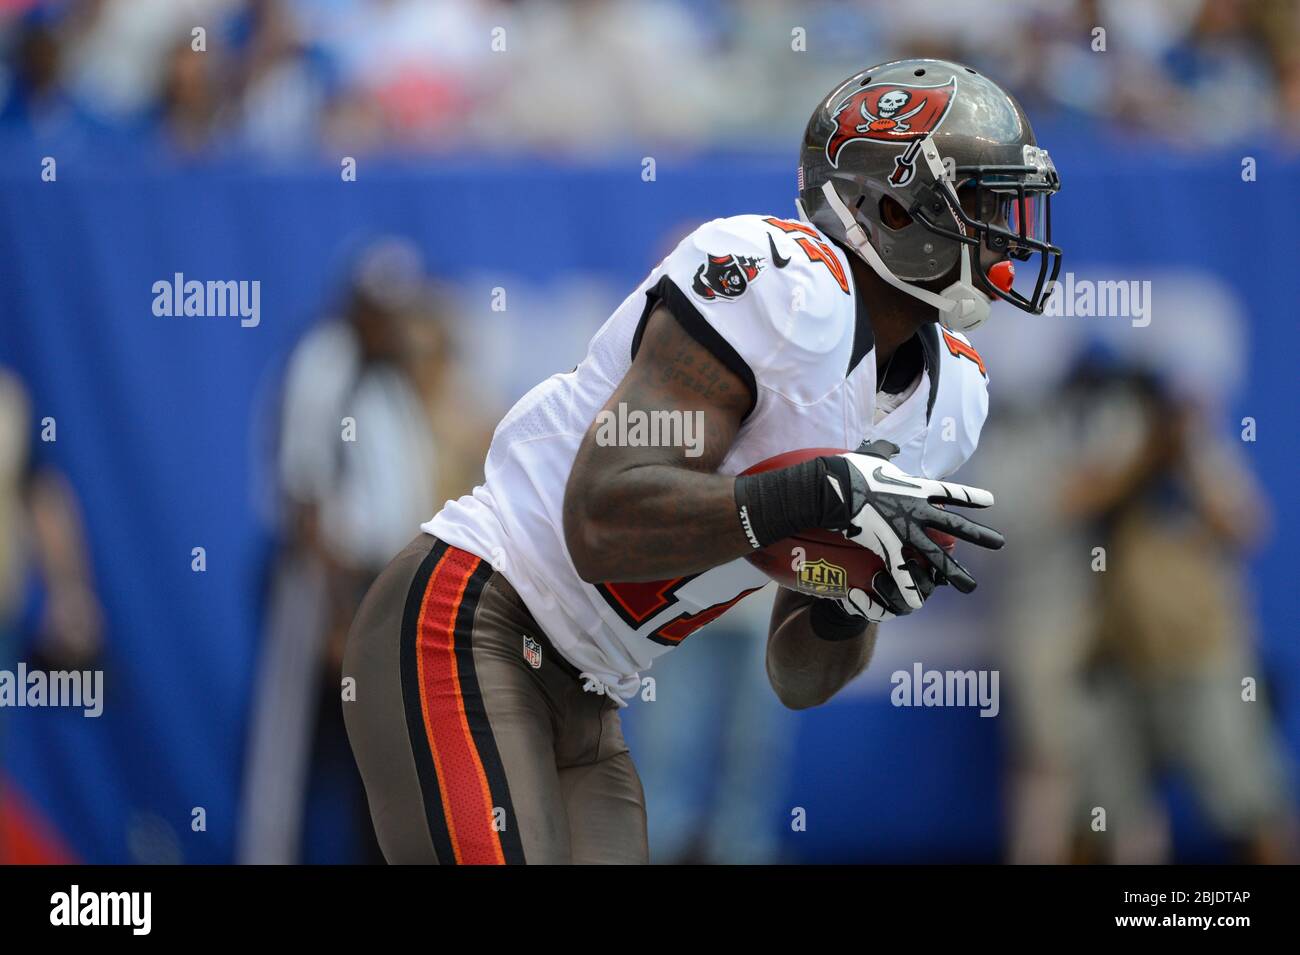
[631,215,856,416]
[918,327,990,479]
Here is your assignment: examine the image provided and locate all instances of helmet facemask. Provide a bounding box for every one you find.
[908,143,1062,316]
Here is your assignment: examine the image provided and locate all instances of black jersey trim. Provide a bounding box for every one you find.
[631,275,758,422]
[917,323,942,421]
[835,239,875,378]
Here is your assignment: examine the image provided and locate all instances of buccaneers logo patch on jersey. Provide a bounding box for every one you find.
[826,78,956,168]
[691,252,765,302]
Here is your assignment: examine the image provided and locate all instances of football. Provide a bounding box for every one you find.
[740,447,956,599]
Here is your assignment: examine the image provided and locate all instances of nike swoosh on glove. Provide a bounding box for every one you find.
[822,439,1004,611]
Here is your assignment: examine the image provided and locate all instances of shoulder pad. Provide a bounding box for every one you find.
[649,215,858,403]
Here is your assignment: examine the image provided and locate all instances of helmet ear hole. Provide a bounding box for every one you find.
[878,195,912,231]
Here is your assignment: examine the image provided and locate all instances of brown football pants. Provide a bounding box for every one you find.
[342,534,648,864]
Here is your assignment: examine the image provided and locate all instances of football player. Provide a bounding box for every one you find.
[342,59,1062,864]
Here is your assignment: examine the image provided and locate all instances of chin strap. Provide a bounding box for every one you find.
[812,148,991,332]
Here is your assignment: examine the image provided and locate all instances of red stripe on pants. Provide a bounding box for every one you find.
[415,547,504,865]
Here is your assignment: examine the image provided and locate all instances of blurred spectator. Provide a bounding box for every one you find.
[229,0,328,157]
[4,0,1298,157]
[0,367,105,863]
[976,381,1097,865]
[0,6,78,134]
[983,345,1295,864]
[155,34,225,155]
[0,370,31,659]
[401,284,495,508]
[237,238,447,864]
[1063,363,1295,863]
[0,368,104,672]
[60,0,228,123]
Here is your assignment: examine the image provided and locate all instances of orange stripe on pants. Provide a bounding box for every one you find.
[414,547,504,865]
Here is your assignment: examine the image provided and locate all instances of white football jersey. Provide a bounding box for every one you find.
[426,214,989,700]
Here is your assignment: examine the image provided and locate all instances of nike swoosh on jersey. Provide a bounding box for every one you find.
[767,233,791,268]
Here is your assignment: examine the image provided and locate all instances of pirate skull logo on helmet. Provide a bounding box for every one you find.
[877,90,909,117]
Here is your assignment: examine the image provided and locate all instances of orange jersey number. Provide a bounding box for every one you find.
[941,329,987,377]
[763,217,850,294]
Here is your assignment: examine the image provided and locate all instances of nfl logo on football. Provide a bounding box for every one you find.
[798,558,847,597]
[522,635,543,670]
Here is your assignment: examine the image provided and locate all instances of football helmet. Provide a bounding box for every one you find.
[797,58,1062,330]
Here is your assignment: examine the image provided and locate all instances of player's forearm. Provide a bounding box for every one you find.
[563,447,862,582]
[766,592,878,709]
[564,464,752,582]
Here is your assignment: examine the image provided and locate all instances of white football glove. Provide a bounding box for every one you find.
[829,555,942,623]
[824,439,1003,612]
[832,586,899,624]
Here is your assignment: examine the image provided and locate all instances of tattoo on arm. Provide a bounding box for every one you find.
[562,304,754,582]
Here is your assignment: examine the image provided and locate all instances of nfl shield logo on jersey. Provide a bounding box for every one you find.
[523,635,543,669]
